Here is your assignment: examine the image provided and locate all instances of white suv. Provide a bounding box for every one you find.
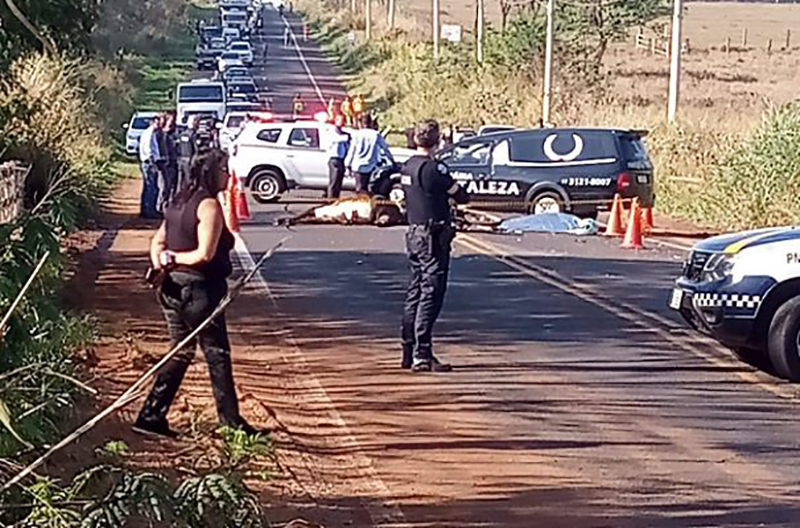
[228,41,254,66]
[229,121,414,203]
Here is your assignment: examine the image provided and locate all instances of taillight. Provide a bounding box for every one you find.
[616,172,631,192]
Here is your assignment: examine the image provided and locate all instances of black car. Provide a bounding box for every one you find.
[434,127,654,218]
[196,48,222,70]
[227,80,259,103]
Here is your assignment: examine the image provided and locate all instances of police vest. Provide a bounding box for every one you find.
[401,156,453,225]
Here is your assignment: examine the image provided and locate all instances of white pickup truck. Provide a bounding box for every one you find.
[229,120,415,202]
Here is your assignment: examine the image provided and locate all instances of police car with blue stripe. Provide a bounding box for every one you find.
[670,227,800,381]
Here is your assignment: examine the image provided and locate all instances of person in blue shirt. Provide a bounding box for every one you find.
[344,113,394,195]
[326,114,350,199]
[139,116,163,219]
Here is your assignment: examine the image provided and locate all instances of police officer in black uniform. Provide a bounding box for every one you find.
[177,116,200,192]
[400,120,469,372]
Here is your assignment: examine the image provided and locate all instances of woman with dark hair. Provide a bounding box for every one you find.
[134,149,259,438]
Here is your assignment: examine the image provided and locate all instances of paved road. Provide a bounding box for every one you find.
[233,6,800,527]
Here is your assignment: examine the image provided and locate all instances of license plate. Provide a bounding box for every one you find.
[669,289,684,310]
[637,175,649,184]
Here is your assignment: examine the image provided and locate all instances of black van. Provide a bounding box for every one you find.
[434,127,654,218]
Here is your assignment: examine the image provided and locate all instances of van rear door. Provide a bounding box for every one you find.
[616,132,654,208]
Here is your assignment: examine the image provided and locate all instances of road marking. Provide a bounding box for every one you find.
[456,233,800,401]
[281,15,326,104]
[233,233,408,527]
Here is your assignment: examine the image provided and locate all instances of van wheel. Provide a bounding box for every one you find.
[529,191,563,215]
[251,170,284,203]
[767,296,800,381]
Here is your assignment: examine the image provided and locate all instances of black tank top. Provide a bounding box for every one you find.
[165,189,234,280]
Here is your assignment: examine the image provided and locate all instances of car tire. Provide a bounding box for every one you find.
[528,191,564,215]
[767,296,800,381]
[250,170,284,203]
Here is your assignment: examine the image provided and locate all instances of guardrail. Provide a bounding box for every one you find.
[0,162,29,224]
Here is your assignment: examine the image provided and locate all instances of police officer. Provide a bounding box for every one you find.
[177,116,201,193]
[400,119,468,372]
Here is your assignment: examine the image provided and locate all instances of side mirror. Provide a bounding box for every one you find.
[215,122,224,130]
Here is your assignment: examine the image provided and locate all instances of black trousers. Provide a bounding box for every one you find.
[327,158,345,199]
[355,171,371,195]
[401,223,455,362]
[136,272,243,428]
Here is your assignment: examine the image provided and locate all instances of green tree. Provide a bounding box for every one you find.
[486,0,669,78]
[0,0,99,67]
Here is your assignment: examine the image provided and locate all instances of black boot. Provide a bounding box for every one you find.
[132,417,179,439]
[401,345,413,369]
[411,355,452,373]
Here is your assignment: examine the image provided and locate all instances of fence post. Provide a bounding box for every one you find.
[767,38,773,54]
[786,29,792,50]
[742,27,748,48]
[725,37,731,53]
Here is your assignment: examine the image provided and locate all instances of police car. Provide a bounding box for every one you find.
[670,227,800,381]
[436,127,654,218]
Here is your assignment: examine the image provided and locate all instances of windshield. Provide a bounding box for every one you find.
[221,52,239,59]
[131,117,152,130]
[226,116,246,129]
[223,13,247,21]
[230,84,256,93]
[231,44,249,51]
[202,27,222,38]
[178,85,224,102]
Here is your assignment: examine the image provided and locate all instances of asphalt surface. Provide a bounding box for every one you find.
[233,6,800,527]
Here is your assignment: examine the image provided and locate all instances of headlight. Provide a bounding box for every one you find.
[701,253,735,282]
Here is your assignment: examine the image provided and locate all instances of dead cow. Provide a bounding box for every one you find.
[277,195,405,227]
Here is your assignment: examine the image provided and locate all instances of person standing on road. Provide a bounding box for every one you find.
[134,149,261,438]
[139,116,162,219]
[177,116,201,193]
[153,114,170,214]
[163,112,179,207]
[262,41,269,64]
[283,26,291,48]
[400,119,469,373]
[326,114,350,200]
[292,93,306,120]
[344,113,394,195]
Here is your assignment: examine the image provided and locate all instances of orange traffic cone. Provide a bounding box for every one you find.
[604,194,625,237]
[643,206,654,233]
[621,198,644,249]
[233,170,250,220]
[224,173,240,233]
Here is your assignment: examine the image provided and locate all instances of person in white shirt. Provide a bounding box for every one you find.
[326,115,350,199]
[139,116,163,219]
[344,114,394,195]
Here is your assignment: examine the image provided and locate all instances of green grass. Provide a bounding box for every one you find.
[130,2,216,111]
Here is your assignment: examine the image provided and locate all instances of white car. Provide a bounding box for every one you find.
[229,121,414,203]
[176,80,226,124]
[218,51,245,72]
[228,41,254,66]
[123,111,159,156]
[222,27,241,44]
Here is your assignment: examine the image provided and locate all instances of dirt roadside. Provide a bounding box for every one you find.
[57,177,388,527]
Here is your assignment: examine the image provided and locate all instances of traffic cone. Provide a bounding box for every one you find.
[233,169,250,220]
[621,198,644,249]
[604,193,625,237]
[224,173,240,233]
[643,206,654,233]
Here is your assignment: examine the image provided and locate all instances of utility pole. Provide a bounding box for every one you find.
[542,0,554,125]
[476,0,485,63]
[433,0,440,59]
[351,0,356,13]
[388,0,396,29]
[667,0,683,123]
[365,0,372,41]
